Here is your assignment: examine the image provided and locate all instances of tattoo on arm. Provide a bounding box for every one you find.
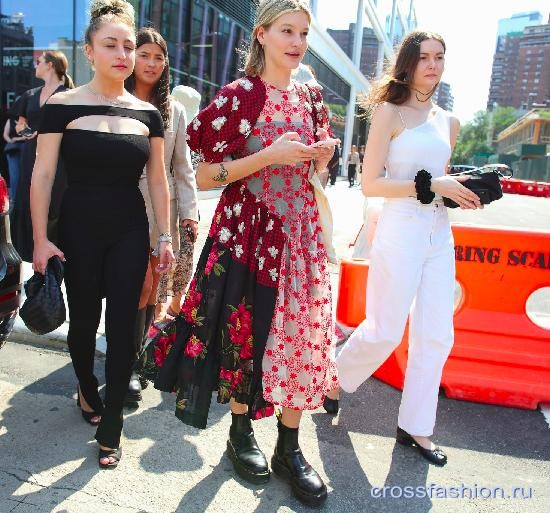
[212,162,229,182]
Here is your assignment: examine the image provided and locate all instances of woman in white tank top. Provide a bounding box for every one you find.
[325,31,481,466]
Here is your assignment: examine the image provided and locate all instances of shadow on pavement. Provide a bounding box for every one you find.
[310,375,550,513]
[313,390,431,513]
[123,390,225,475]
[0,363,101,510]
[330,377,549,460]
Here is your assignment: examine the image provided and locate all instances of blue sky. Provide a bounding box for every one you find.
[2,0,88,47]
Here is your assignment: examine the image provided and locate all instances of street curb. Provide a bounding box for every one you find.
[8,317,106,357]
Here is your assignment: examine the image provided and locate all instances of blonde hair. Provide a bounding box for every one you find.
[242,0,311,76]
[85,0,135,45]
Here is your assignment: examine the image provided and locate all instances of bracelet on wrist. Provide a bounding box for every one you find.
[152,232,172,256]
[414,169,435,204]
[158,232,172,243]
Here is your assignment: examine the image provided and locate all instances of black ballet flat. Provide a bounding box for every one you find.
[323,396,339,415]
[76,386,102,426]
[99,446,122,469]
[396,427,448,466]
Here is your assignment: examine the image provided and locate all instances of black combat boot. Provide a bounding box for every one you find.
[227,413,270,484]
[271,420,327,507]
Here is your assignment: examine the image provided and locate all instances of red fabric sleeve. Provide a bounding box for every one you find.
[186,76,266,164]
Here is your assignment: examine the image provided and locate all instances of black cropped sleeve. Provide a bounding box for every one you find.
[148,109,164,138]
[38,103,71,134]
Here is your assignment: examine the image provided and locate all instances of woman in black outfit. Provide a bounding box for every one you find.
[30,0,174,468]
[9,50,73,261]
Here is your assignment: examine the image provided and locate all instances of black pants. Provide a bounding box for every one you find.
[348,164,357,186]
[60,186,149,448]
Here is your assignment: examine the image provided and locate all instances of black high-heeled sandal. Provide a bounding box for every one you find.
[76,386,102,426]
[99,446,122,469]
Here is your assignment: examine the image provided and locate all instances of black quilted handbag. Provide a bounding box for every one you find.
[20,256,66,335]
[443,166,511,208]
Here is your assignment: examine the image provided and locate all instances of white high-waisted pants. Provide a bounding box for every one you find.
[337,198,455,436]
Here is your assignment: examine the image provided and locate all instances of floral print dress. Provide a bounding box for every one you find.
[242,81,338,409]
[147,78,338,428]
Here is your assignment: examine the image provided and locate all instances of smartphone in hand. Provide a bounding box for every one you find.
[17,127,34,138]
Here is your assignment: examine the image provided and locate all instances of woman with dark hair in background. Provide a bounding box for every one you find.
[327,143,340,186]
[124,27,198,404]
[326,31,481,466]
[30,0,173,468]
[9,50,74,261]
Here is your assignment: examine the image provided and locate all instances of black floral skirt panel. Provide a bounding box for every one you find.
[141,182,285,428]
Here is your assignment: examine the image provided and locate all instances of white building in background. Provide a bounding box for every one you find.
[433,81,454,111]
[313,0,418,171]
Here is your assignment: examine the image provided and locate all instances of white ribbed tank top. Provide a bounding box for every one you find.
[386,105,452,181]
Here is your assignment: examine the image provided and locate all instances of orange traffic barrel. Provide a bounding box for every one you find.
[336,258,370,328]
[338,225,550,410]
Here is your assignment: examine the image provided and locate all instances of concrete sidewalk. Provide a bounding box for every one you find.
[1,341,549,513]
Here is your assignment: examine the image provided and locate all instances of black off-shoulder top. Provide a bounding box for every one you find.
[39,103,164,187]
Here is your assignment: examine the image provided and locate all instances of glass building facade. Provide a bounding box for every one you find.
[0,0,90,111]
[1,0,352,111]
[0,0,355,171]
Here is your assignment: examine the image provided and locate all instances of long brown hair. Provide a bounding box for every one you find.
[43,50,75,89]
[125,27,171,129]
[241,0,311,76]
[359,30,446,114]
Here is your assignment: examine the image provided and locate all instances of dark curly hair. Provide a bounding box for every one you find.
[125,27,171,129]
[359,30,446,115]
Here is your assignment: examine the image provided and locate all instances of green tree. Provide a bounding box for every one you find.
[453,111,490,164]
[493,106,519,136]
[452,107,519,164]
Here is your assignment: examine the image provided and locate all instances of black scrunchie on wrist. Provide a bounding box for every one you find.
[414,169,435,204]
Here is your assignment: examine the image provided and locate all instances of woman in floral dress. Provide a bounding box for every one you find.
[151,0,339,506]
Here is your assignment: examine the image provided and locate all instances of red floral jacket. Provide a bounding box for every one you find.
[186,75,331,163]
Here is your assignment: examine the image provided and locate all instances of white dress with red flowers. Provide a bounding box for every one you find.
[237,80,338,410]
